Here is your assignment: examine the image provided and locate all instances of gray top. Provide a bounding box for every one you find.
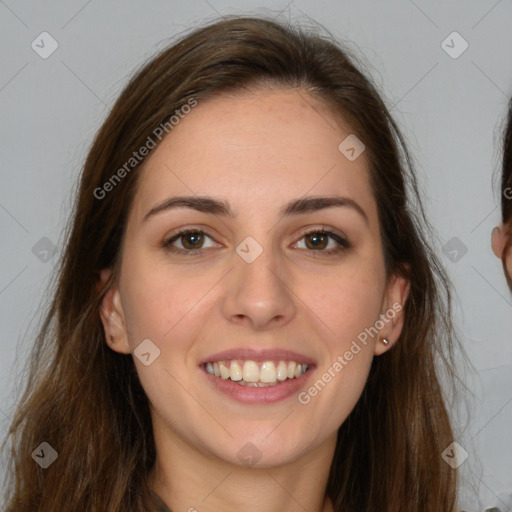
[151,492,172,512]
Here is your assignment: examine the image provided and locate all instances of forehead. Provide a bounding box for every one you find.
[129,87,377,225]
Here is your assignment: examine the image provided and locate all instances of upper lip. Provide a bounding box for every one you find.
[199,348,316,366]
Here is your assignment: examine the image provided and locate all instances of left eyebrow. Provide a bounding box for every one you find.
[279,196,368,225]
[142,194,368,225]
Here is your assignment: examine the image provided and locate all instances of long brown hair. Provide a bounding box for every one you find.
[2,15,462,511]
[499,97,512,287]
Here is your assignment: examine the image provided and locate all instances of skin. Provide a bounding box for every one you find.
[491,225,512,280]
[99,88,409,512]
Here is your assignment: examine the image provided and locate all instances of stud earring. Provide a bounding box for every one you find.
[381,338,389,346]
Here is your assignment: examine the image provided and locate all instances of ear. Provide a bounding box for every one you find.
[98,268,131,355]
[374,272,410,356]
[491,225,506,259]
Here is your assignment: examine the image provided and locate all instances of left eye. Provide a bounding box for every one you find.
[294,230,349,252]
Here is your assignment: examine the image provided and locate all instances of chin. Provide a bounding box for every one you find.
[209,433,315,469]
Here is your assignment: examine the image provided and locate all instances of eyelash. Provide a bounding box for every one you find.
[161,226,351,257]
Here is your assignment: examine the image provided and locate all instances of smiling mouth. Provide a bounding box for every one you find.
[203,359,310,387]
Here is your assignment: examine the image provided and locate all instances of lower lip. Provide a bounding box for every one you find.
[201,366,314,404]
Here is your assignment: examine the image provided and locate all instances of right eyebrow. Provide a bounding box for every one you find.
[142,196,234,223]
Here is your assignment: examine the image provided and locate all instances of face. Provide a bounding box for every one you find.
[100,88,408,468]
[492,224,512,286]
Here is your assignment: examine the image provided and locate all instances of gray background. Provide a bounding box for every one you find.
[1,1,511,510]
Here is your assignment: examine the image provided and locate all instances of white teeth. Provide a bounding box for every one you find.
[276,361,288,381]
[237,380,277,387]
[242,361,259,383]
[230,361,242,381]
[219,361,230,379]
[287,361,296,379]
[205,359,309,385]
[260,361,276,383]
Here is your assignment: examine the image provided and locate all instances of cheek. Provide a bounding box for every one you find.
[296,259,384,412]
[119,268,211,408]
[299,283,379,430]
[119,253,211,349]
[506,249,512,280]
[304,262,385,344]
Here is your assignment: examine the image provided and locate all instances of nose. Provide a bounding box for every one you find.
[221,242,297,330]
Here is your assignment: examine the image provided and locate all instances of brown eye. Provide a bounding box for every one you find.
[304,232,329,250]
[162,229,219,255]
[294,229,350,255]
[180,231,204,249]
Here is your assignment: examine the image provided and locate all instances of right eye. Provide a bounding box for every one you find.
[161,228,220,255]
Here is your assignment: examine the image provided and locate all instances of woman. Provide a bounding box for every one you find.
[492,98,512,288]
[1,15,462,511]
